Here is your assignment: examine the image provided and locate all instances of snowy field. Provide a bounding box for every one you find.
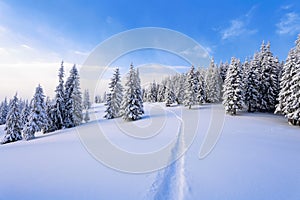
[0,103,300,200]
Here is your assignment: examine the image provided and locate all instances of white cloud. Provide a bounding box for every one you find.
[280,4,293,10]
[276,12,300,35]
[220,6,257,40]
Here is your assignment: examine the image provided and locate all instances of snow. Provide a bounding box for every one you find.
[1,103,300,199]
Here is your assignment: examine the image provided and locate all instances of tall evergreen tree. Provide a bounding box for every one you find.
[244,54,260,112]
[2,94,22,144]
[196,69,206,104]
[64,65,83,128]
[23,85,48,140]
[83,89,91,110]
[258,41,280,112]
[121,64,144,121]
[205,58,221,103]
[165,78,176,107]
[184,66,198,109]
[21,100,30,127]
[276,34,300,125]
[104,68,123,119]
[0,97,9,125]
[52,61,65,130]
[223,58,244,115]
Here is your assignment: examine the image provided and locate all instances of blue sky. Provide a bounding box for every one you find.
[0,0,300,98]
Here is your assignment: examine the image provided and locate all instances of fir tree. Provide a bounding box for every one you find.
[121,64,144,121]
[0,97,9,125]
[43,97,57,133]
[21,100,30,127]
[2,94,22,144]
[184,66,198,109]
[83,89,91,110]
[165,78,176,107]
[23,85,48,140]
[53,61,65,130]
[196,69,206,104]
[64,65,83,128]
[244,54,260,112]
[104,68,123,119]
[222,58,244,115]
[258,42,280,112]
[276,34,300,125]
[84,109,90,123]
[205,58,221,103]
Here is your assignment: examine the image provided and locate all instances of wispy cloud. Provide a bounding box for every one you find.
[280,4,293,10]
[276,12,300,35]
[220,6,257,40]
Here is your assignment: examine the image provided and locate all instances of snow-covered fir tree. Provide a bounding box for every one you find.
[121,64,144,121]
[104,67,123,119]
[196,69,206,104]
[174,74,185,104]
[135,68,144,115]
[64,65,83,128]
[286,59,300,125]
[157,81,166,102]
[165,78,176,107]
[43,97,57,133]
[84,109,90,123]
[0,97,9,125]
[52,61,65,130]
[1,94,22,144]
[223,57,244,115]
[21,100,30,127]
[184,66,198,109]
[147,81,158,103]
[23,85,48,140]
[258,42,280,112]
[244,54,260,112]
[219,61,229,82]
[205,58,221,103]
[94,95,101,103]
[276,34,300,125]
[83,89,91,109]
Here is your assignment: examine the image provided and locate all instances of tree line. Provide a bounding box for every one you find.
[0,62,91,144]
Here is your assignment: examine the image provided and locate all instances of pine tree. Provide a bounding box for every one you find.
[84,109,90,123]
[276,34,300,125]
[104,68,123,119]
[0,97,9,125]
[258,41,280,112]
[2,94,22,144]
[83,89,91,109]
[53,61,65,130]
[23,85,48,140]
[222,57,244,115]
[64,65,83,128]
[157,81,167,102]
[147,81,158,103]
[165,78,176,107]
[220,61,229,82]
[275,49,297,116]
[121,64,144,121]
[21,100,30,127]
[184,66,198,109]
[174,74,185,104]
[244,54,260,112]
[205,58,221,103]
[286,59,300,125]
[196,69,206,104]
[43,97,57,133]
[135,68,144,115]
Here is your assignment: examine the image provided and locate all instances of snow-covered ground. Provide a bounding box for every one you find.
[0,103,300,200]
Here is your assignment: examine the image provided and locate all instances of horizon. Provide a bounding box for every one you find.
[1,0,300,99]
